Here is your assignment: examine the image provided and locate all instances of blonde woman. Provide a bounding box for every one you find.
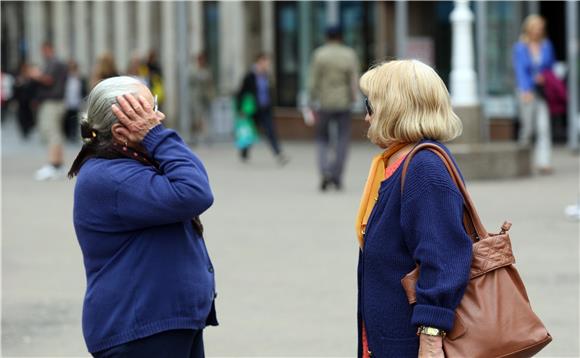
[512,15,555,174]
[355,60,472,357]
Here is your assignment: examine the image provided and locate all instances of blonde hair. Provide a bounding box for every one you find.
[520,14,546,43]
[359,60,462,148]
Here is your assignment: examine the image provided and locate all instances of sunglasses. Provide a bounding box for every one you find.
[364,96,374,116]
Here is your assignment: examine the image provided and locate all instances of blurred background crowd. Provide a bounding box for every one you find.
[0,1,578,146]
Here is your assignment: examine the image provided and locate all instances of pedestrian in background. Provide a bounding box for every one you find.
[69,76,217,357]
[126,53,148,84]
[308,25,359,191]
[13,62,38,139]
[145,50,165,107]
[29,42,68,180]
[236,53,289,165]
[190,52,215,144]
[355,60,471,357]
[63,60,87,142]
[90,52,119,89]
[513,14,555,175]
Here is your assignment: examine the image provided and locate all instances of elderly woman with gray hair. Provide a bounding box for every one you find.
[69,76,217,357]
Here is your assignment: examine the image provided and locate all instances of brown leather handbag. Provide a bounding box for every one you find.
[400,143,552,358]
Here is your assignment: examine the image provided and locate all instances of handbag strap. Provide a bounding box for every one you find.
[400,143,488,240]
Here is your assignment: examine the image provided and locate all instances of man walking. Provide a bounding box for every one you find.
[308,26,359,191]
[30,42,68,180]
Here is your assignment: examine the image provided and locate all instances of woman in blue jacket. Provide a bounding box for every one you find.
[356,60,472,357]
[69,76,217,357]
[512,14,555,174]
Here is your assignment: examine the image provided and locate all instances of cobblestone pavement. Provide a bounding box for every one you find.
[2,119,579,357]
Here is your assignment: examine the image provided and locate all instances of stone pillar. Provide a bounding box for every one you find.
[374,2,388,60]
[219,1,246,95]
[298,1,312,106]
[326,1,339,26]
[395,0,408,59]
[450,0,478,107]
[566,0,579,150]
[24,1,44,67]
[475,1,489,141]
[92,1,107,58]
[4,2,20,72]
[450,0,481,143]
[176,1,190,141]
[113,1,130,73]
[161,1,177,126]
[73,2,90,76]
[190,1,203,58]
[52,2,69,60]
[137,2,151,57]
[261,1,274,55]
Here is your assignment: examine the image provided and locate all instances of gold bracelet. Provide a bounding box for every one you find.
[417,326,446,337]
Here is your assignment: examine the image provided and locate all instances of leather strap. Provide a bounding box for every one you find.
[400,143,488,240]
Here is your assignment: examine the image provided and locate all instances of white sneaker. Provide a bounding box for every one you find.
[34,165,65,181]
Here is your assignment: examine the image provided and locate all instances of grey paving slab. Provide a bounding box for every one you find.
[2,119,579,357]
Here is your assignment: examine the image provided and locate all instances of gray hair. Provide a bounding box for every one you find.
[81,76,144,146]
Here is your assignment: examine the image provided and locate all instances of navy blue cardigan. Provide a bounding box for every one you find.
[73,125,217,353]
[357,141,472,357]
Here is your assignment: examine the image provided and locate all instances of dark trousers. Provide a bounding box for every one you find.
[240,106,281,159]
[93,329,204,358]
[63,108,79,141]
[316,110,352,183]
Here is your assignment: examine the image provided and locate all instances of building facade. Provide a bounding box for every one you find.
[1,1,577,144]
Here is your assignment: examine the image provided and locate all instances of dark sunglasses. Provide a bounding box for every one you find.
[364,97,374,116]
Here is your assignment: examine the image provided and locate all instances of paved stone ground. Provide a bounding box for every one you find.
[2,118,579,357]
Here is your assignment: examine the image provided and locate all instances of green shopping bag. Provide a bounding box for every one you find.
[235,115,257,149]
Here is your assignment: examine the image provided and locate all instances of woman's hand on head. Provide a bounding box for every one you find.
[111,93,165,143]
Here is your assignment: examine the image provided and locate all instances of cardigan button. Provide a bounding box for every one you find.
[208,266,214,273]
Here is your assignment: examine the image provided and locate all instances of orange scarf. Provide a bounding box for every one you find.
[355,143,408,249]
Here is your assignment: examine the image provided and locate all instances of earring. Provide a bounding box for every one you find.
[123,140,128,151]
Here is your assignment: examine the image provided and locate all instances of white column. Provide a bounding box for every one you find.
[137,2,151,57]
[190,1,203,58]
[114,1,130,73]
[219,1,246,94]
[52,2,69,60]
[25,1,45,67]
[449,0,479,106]
[73,2,90,76]
[92,1,107,58]
[161,1,177,125]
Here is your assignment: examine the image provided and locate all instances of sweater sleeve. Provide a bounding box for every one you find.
[115,124,214,230]
[513,42,534,92]
[400,152,472,332]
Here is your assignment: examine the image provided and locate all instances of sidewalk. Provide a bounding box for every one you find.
[2,117,578,357]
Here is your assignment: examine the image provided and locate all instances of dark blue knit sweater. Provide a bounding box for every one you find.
[357,140,472,357]
[73,125,217,353]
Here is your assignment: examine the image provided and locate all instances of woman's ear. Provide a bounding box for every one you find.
[111,123,130,143]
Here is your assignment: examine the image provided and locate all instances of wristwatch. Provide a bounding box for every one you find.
[417,326,447,337]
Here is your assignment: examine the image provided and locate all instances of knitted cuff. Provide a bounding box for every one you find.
[141,124,167,154]
[411,304,456,332]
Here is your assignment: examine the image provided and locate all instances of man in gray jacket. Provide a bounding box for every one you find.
[308,26,359,191]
